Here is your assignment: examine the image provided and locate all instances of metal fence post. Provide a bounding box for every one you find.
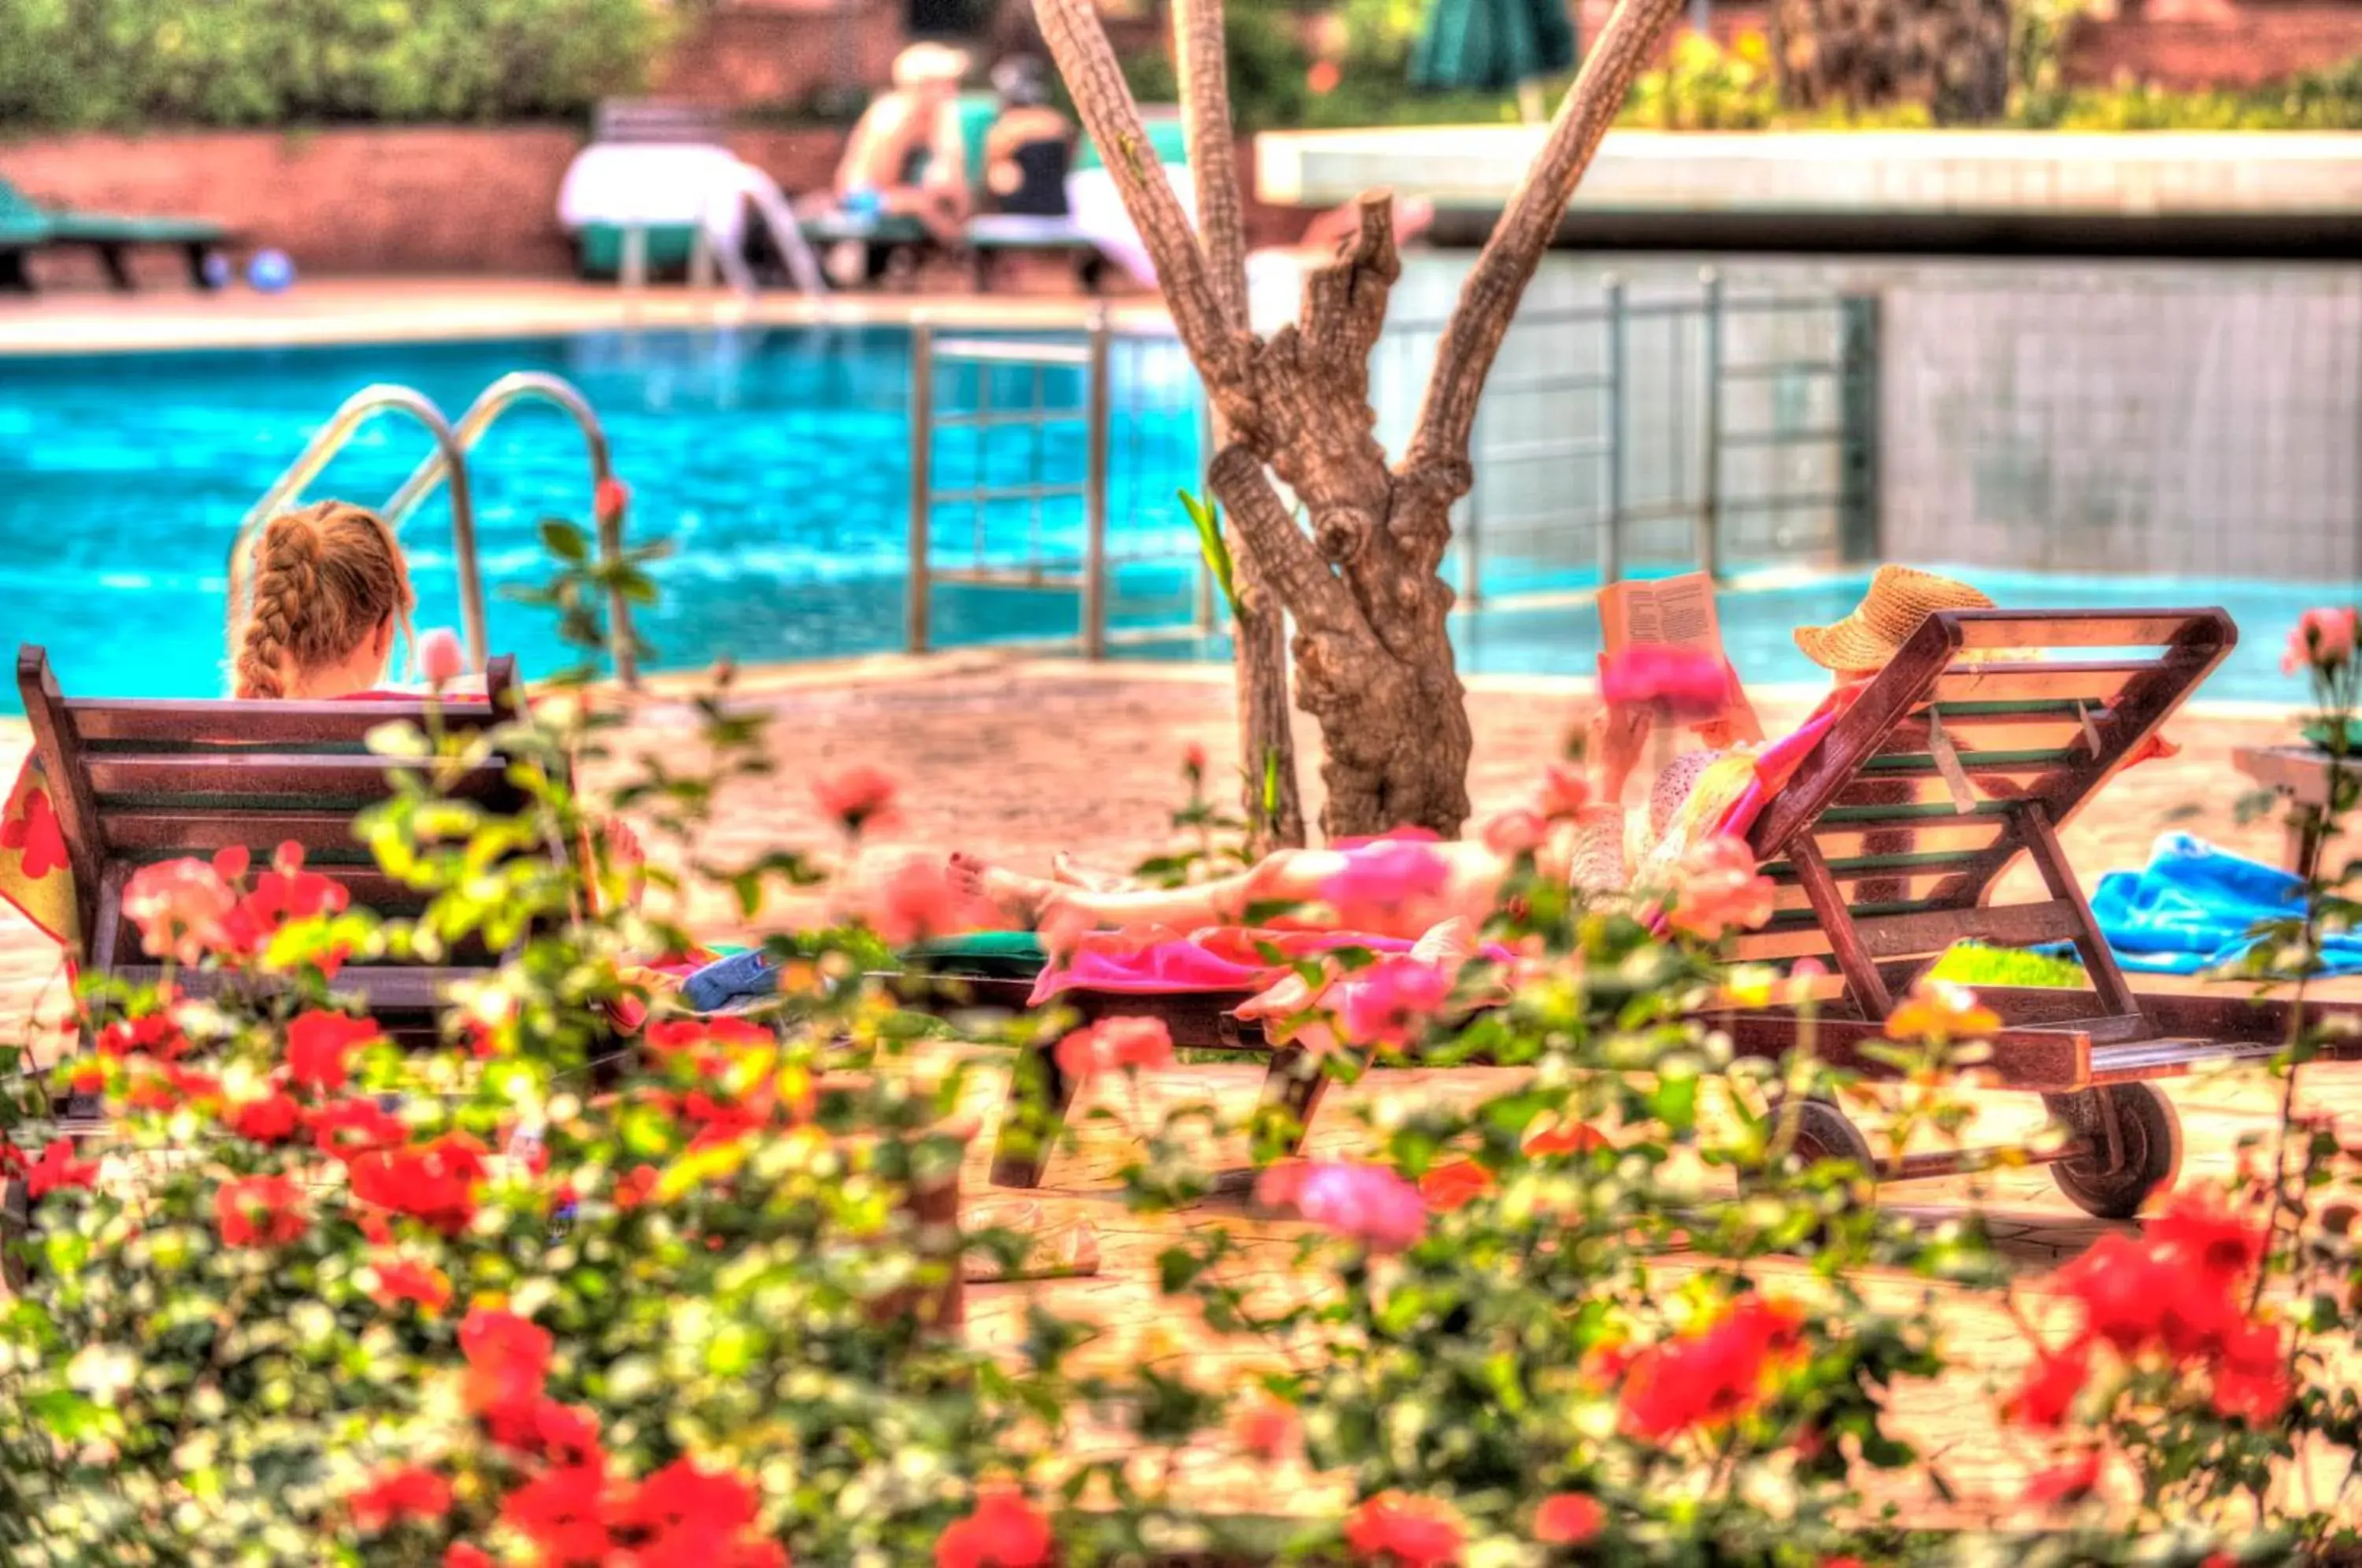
[1838,293,1881,564]
[907,316,934,655]
[1083,304,1112,660]
[1698,268,1724,582]
[1602,275,1627,586]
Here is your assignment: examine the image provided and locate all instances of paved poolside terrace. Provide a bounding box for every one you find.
[3,655,2359,1525]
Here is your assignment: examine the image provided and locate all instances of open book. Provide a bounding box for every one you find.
[1598,571,1764,743]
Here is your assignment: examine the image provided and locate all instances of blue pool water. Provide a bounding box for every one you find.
[0,326,2334,712]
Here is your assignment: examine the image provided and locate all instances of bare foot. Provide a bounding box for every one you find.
[948,852,1059,923]
[1052,851,1138,893]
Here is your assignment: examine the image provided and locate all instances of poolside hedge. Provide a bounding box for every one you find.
[0,0,669,131]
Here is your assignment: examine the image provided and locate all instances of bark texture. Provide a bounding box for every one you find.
[1769,0,2012,124]
[1035,0,1686,839]
[1175,0,1305,851]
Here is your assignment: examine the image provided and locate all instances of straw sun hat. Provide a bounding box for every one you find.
[1793,564,1994,671]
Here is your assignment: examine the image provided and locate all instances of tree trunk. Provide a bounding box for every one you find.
[1033,0,1687,840]
[1769,0,2011,124]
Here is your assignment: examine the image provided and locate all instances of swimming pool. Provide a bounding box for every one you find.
[0,324,2334,712]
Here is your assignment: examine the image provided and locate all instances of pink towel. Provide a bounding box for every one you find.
[1029,926,1514,1007]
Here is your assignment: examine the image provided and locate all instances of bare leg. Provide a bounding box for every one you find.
[950,849,1319,931]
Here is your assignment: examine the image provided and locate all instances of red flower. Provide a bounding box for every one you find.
[851,854,966,947]
[1307,57,1342,95]
[645,1016,773,1066]
[94,1010,190,1061]
[2053,1233,2173,1352]
[2211,1317,2292,1424]
[2151,1189,2266,1284]
[1620,1296,1806,1440]
[24,1138,98,1200]
[2002,1340,2090,1429]
[1342,1492,1464,1566]
[1533,1492,1605,1546]
[936,1487,1054,1568]
[2025,1452,2101,1508]
[372,1258,454,1315]
[609,1458,777,1562]
[0,784,67,880]
[1231,1396,1300,1462]
[1053,1015,1176,1081]
[350,1465,453,1533]
[214,1175,308,1248]
[596,475,632,523]
[446,1548,494,1568]
[1417,1160,1494,1213]
[813,766,900,835]
[616,1163,660,1210]
[287,1010,382,1091]
[351,1133,488,1235]
[228,1091,304,1145]
[460,1307,554,1429]
[219,841,350,964]
[1523,1121,1609,1158]
[2283,605,2357,675]
[309,1097,408,1162]
[502,1459,613,1566]
[1183,743,1209,777]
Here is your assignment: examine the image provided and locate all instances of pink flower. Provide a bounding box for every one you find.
[850,853,964,946]
[2283,606,2358,674]
[1336,955,1453,1048]
[1321,839,1449,927]
[1257,1159,1427,1252]
[1053,1015,1175,1081]
[1481,808,1546,856]
[1600,645,1731,721]
[1183,743,1209,777]
[416,627,466,688]
[1231,1396,1301,1462]
[813,767,900,834]
[123,857,238,965]
[1668,835,1775,939]
[594,475,632,523]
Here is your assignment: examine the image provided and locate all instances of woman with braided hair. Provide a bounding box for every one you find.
[227,499,422,701]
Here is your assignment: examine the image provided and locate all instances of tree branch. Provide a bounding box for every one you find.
[1402,0,1686,475]
[1207,445,1352,633]
[1172,0,1249,330]
[1034,0,1246,385]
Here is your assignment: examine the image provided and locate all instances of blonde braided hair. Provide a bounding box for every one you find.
[228,500,415,700]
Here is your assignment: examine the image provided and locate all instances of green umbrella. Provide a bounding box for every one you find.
[1410,0,1577,119]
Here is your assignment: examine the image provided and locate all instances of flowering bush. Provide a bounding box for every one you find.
[5,544,2362,1566]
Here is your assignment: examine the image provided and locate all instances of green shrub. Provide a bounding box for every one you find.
[1120,0,1310,133]
[0,0,670,131]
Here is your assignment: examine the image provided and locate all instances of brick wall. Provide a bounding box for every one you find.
[655,0,905,109]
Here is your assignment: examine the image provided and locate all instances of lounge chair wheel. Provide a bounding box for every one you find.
[2042,1082,2182,1220]
[1786,1096,1877,1175]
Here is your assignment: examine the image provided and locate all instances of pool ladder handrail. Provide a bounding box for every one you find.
[382,372,639,687]
[231,385,491,674]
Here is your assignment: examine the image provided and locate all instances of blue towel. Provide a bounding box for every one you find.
[680,948,777,1013]
[2081,832,2362,976]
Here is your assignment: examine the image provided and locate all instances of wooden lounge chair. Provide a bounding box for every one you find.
[905,605,2359,1206]
[0,178,232,292]
[15,645,534,1042]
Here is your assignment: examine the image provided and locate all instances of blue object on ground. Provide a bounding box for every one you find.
[247,249,294,291]
[681,947,778,1012]
[2082,832,2362,976]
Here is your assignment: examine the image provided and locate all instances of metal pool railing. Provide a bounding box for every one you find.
[901,276,1879,656]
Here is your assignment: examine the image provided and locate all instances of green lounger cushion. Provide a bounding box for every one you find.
[576,223,702,279]
[44,213,226,245]
[800,210,931,246]
[902,930,1048,980]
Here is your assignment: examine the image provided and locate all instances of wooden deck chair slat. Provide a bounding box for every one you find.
[1828,775,2057,812]
[100,811,370,854]
[17,649,106,940]
[87,756,512,802]
[1880,716,2101,753]
[1764,870,1983,914]
[1950,610,2234,649]
[1853,898,2085,960]
[1761,845,1997,879]
[1928,659,2171,704]
[1799,819,2014,860]
[63,697,493,746]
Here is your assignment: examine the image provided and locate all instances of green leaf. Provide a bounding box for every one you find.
[1179,488,1242,619]
[539,517,590,563]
